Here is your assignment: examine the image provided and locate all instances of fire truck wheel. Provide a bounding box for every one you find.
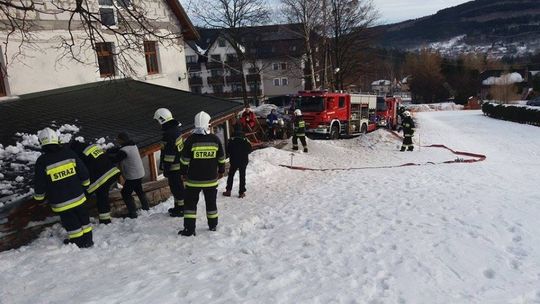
[361,123,368,134]
[330,124,340,139]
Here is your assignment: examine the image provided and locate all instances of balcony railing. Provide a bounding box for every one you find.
[206,61,223,69]
[189,76,203,85]
[207,76,225,85]
[187,62,201,71]
[226,74,244,83]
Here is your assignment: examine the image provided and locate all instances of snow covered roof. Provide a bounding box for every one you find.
[371,80,391,86]
[482,72,525,86]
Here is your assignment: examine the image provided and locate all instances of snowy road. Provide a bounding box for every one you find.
[1,110,540,304]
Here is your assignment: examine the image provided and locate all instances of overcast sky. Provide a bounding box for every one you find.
[181,0,473,25]
[373,0,470,24]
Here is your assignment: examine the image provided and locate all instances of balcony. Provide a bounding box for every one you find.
[189,76,203,85]
[206,61,223,69]
[186,62,201,71]
[207,76,225,85]
[225,60,242,70]
[226,74,244,83]
[246,74,261,83]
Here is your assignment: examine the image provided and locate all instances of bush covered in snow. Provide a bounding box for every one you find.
[482,102,540,126]
[407,102,464,112]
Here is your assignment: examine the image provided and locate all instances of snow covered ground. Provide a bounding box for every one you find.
[1,110,540,304]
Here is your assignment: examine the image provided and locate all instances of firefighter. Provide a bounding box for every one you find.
[110,132,150,218]
[223,126,252,198]
[400,111,416,151]
[33,128,93,248]
[266,109,279,140]
[71,140,121,224]
[153,108,185,217]
[178,111,226,236]
[292,109,308,153]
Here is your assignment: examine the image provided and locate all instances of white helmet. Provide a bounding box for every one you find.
[294,109,302,116]
[194,111,211,132]
[37,127,59,147]
[403,111,411,117]
[153,108,174,125]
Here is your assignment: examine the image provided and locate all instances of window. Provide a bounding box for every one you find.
[272,63,279,71]
[273,78,280,86]
[281,78,288,86]
[248,67,258,74]
[339,97,345,108]
[226,54,237,62]
[211,69,223,77]
[232,83,243,92]
[218,38,226,47]
[281,62,287,70]
[213,85,223,94]
[96,42,115,77]
[186,55,197,64]
[144,41,159,75]
[117,0,131,8]
[211,54,221,62]
[99,0,116,26]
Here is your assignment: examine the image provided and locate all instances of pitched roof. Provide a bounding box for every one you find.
[0,79,243,147]
[164,0,199,40]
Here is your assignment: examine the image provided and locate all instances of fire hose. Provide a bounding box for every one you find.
[280,130,486,172]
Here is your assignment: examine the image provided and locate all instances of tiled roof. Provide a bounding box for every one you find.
[0,79,243,147]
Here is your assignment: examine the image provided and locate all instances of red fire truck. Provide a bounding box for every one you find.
[376,96,401,130]
[296,91,378,139]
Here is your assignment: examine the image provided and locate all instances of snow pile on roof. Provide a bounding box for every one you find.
[406,102,464,112]
[482,72,524,86]
[252,104,278,118]
[371,80,391,86]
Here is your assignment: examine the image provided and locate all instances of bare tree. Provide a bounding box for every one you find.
[325,0,378,90]
[280,0,320,90]
[0,0,187,77]
[188,0,270,105]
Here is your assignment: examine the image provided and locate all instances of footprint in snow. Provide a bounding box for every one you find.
[483,268,496,279]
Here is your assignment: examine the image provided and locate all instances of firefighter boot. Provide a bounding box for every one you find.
[222,190,231,197]
[407,146,414,151]
[99,218,112,225]
[178,228,196,237]
[239,192,246,198]
[303,147,308,153]
[400,146,406,152]
[81,231,94,248]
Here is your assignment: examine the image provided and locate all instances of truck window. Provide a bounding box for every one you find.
[298,96,325,112]
[339,97,345,108]
[376,97,387,111]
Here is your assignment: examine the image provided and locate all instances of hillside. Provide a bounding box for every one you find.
[377,0,540,57]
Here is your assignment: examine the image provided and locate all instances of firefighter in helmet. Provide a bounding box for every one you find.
[154,108,185,217]
[71,139,121,224]
[292,109,308,153]
[33,128,94,248]
[400,111,416,151]
[178,111,226,236]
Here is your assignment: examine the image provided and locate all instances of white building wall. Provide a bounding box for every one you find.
[0,0,190,96]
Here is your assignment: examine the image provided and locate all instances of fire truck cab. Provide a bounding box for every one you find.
[296,91,377,139]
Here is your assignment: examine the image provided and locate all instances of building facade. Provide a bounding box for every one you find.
[185,24,317,101]
[0,0,198,98]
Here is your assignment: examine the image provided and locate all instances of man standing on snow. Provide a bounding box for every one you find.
[110,132,150,218]
[71,140,120,224]
[292,109,308,153]
[400,111,416,151]
[33,127,94,248]
[223,126,252,198]
[154,108,185,217]
[179,111,226,236]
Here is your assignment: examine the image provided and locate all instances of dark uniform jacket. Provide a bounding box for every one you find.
[160,120,184,175]
[227,132,252,167]
[402,116,416,136]
[294,116,306,136]
[180,133,226,188]
[33,145,90,213]
[72,142,120,194]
